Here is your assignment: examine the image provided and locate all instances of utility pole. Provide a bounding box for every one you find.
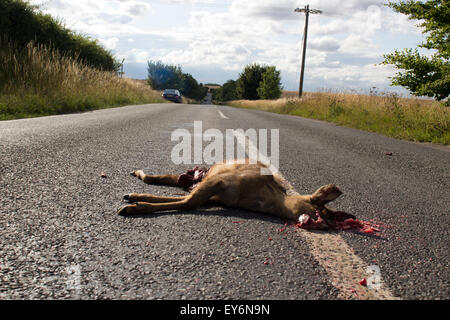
[118,58,125,78]
[295,5,322,98]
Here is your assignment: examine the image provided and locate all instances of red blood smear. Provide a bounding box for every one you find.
[232,221,244,224]
[363,227,377,234]
[295,216,383,234]
[335,218,363,230]
[335,218,381,234]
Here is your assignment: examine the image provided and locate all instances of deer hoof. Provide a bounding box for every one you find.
[123,193,137,203]
[117,205,135,216]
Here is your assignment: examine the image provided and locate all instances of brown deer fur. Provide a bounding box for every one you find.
[117,160,355,226]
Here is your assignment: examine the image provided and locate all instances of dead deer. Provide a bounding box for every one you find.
[117,160,355,228]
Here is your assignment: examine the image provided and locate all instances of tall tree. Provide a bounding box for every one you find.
[236,64,268,100]
[257,66,283,99]
[147,60,182,90]
[381,0,449,104]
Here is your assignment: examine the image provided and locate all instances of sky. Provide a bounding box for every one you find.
[31,0,426,94]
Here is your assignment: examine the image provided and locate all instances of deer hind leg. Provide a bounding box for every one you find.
[131,170,178,187]
[123,193,187,203]
[118,178,224,216]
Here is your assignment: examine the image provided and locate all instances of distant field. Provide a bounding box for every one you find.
[228,92,449,145]
[0,41,166,120]
[281,91,299,98]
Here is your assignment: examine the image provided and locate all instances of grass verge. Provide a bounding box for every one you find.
[228,92,449,145]
[0,41,166,120]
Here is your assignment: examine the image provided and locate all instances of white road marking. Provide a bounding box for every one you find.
[215,106,229,119]
[232,130,399,300]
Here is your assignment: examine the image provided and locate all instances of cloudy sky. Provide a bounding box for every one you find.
[32,0,426,94]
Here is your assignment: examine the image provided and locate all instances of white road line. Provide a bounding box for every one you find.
[215,107,229,119]
[232,130,399,300]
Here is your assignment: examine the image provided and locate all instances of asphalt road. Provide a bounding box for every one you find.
[0,103,448,300]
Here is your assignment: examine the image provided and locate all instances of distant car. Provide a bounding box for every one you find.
[162,89,182,103]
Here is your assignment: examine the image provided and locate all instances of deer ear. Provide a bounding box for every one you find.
[311,184,342,205]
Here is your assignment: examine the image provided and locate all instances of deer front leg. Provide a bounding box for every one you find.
[131,170,179,186]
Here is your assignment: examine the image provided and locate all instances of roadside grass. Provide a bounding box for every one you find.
[0,41,166,120]
[228,91,450,145]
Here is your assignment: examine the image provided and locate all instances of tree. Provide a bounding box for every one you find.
[381,0,449,104]
[236,63,268,100]
[257,66,283,99]
[180,73,208,100]
[213,80,238,102]
[147,60,182,90]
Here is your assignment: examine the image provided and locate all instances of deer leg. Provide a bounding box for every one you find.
[118,179,224,216]
[310,184,342,206]
[123,193,187,203]
[131,170,179,187]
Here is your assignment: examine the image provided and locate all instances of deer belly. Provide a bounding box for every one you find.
[238,198,280,213]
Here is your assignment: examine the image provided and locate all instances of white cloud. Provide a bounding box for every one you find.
[33,0,153,37]
[309,37,340,52]
[126,2,151,16]
[118,48,151,63]
[99,37,120,50]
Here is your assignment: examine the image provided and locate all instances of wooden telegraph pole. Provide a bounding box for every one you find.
[295,5,322,98]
